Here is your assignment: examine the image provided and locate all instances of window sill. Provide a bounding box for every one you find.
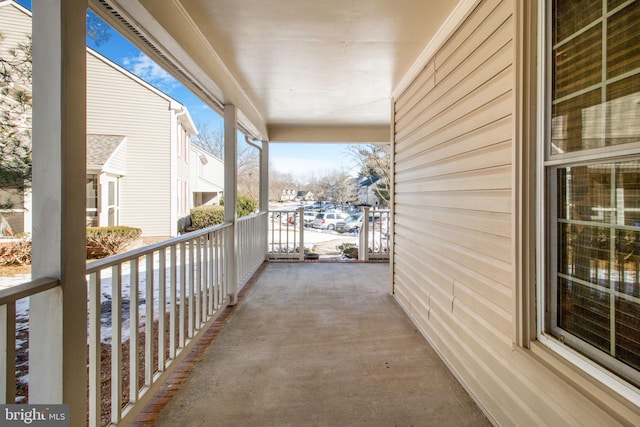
[527,336,640,415]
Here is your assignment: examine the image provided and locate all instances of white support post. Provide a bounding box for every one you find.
[298,207,305,262]
[30,1,88,425]
[260,141,269,257]
[260,141,269,212]
[359,207,370,261]
[224,104,238,304]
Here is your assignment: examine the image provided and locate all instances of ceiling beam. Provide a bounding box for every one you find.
[268,125,390,144]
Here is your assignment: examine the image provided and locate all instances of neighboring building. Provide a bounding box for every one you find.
[280,189,296,202]
[0,1,198,237]
[295,190,315,202]
[85,134,127,227]
[86,47,197,236]
[190,144,224,207]
[357,175,381,207]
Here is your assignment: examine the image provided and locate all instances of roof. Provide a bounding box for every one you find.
[87,134,126,168]
[359,175,381,188]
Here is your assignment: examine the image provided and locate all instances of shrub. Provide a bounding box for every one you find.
[86,226,142,258]
[220,194,258,218]
[237,194,258,217]
[190,205,225,229]
[337,243,358,259]
[0,234,32,266]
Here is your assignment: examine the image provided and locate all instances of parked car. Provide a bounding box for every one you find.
[336,214,364,233]
[302,211,317,226]
[312,212,347,230]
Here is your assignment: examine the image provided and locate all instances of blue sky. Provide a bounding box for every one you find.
[16,0,360,180]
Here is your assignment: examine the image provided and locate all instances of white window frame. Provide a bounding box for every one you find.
[536,0,640,402]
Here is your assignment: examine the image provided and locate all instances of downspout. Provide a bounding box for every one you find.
[245,135,269,259]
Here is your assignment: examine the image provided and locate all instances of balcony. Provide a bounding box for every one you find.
[146,261,490,426]
[1,214,488,426]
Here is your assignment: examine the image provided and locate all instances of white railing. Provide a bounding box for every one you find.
[268,208,305,260]
[0,277,60,404]
[267,207,390,261]
[237,211,268,286]
[85,223,230,426]
[359,207,390,261]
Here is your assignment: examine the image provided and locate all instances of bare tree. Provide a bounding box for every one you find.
[191,120,224,159]
[269,168,299,202]
[349,144,391,206]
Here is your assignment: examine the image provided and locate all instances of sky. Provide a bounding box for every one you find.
[15,0,362,181]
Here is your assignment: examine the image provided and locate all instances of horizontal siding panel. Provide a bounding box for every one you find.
[395,221,512,288]
[397,205,511,238]
[396,36,513,140]
[395,189,511,214]
[0,6,30,58]
[396,165,513,195]
[395,116,512,174]
[435,0,508,77]
[396,140,511,182]
[394,60,435,120]
[395,229,512,309]
[399,216,511,263]
[395,246,512,339]
[395,89,512,163]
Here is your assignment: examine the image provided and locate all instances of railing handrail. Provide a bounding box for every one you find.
[86,222,232,274]
[0,277,60,306]
[237,211,268,223]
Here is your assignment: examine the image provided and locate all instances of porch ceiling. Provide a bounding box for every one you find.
[91,0,460,142]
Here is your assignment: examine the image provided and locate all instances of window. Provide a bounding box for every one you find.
[86,176,99,226]
[541,0,640,386]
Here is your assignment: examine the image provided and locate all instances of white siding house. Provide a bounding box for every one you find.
[0,0,198,237]
[190,144,224,207]
[86,48,197,237]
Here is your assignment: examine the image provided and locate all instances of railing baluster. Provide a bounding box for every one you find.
[170,245,177,360]
[145,253,154,387]
[208,231,215,315]
[195,237,202,329]
[88,271,101,426]
[179,242,186,348]
[202,234,209,319]
[129,258,139,402]
[214,230,220,309]
[158,249,166,371]
[0,302,16,403]
[188,240,195,338]
[111,265,122,424]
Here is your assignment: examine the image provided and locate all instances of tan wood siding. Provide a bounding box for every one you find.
[393,0,639,425]
[87,53,173,236]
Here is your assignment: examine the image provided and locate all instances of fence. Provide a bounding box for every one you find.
[85,223,229,425]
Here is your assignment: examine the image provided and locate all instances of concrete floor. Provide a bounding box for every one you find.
[154,262,491,427]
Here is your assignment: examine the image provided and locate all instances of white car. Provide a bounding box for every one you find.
[312,212,348,230]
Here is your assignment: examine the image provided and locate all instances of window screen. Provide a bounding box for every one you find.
[545,0,640,385]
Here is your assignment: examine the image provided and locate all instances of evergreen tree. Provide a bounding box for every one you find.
[0,34,32,209]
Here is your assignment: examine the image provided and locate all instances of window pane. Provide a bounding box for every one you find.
[553,0,602,44]
[607,1,640,79]
[553,25,602,100]
[551,89,604,154]
[605,73,640,147]
[558,278,611,353]
[554,161,640,381]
